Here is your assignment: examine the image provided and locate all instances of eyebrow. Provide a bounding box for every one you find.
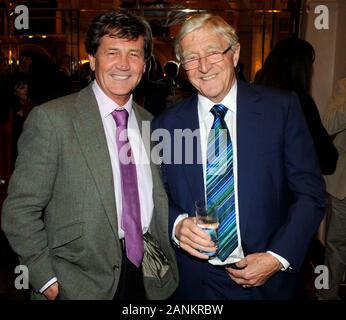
[105,47,143,53]
[129,49,143,53]
[183,44,223,56]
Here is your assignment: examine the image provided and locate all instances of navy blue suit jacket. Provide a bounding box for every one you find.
[152,81,325,299]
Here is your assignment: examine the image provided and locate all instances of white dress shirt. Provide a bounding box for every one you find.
[172,81,289,269]
[40,81,154,293]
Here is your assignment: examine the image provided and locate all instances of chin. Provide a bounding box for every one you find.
[202,90,222,100]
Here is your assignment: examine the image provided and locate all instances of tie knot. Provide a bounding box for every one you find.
[211,104,228,120]
[112,109,129,127]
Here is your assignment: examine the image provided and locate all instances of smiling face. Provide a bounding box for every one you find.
[89,35,146,106]
[180,26,240,103]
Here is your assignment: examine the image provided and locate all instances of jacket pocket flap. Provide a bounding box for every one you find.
[51,221,84,249]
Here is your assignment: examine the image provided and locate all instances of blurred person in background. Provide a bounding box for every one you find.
[318,78,346,300]
[254,37,338,175]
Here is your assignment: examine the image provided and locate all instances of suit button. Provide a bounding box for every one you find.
[113,265,119,270]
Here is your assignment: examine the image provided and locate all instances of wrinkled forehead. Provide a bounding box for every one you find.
[184,24,229,45]
[184,23,217,39]
[181,28,228,50]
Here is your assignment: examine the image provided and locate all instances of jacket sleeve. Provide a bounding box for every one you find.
[1,106,58,292]
[267,92,326,271]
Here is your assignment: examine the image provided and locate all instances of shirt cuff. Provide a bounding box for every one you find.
[267,251,290,271]
[172,213,189,246]
[39,277,58,293]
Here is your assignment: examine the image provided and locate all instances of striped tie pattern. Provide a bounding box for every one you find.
[206,104,238,262]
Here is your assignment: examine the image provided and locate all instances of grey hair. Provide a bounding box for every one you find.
[174,14,239,61]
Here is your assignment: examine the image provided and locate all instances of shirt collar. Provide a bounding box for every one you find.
[92,80,133,119]
[198,80,237,120]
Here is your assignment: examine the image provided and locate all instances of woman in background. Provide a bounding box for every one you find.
[255,37,338,175]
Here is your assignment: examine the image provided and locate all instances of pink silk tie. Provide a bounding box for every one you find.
[112,108,144,267]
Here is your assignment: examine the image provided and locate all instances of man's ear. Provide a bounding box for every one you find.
[232,43,240,68]
[143,62,146,74]
[88,55,96,71]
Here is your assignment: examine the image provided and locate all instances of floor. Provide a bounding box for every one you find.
[0,230,344,300]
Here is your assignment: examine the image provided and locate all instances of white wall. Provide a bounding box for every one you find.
[302,0,346,116]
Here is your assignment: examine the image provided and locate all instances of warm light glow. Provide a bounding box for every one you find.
[254,59,262,77]
[41,35,47,38]
[80,59,90,64]
[181,9,196,13]
[28,35,34,38]
[8,50,15,65]
[255,10,281,13]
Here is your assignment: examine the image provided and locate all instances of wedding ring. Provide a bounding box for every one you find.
[243,285,250,288]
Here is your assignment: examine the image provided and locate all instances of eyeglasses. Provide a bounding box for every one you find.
[181,45,234,71]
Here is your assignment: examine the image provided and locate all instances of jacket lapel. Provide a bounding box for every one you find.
[175,95,205,212]
[71,85,119,239]
[236,81,262,241]
[132,104,169,236]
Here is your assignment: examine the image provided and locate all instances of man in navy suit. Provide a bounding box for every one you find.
[152,14,326,299]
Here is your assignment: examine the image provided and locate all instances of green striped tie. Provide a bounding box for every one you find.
[206,104,238,262]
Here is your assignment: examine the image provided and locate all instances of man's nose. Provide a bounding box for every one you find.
[198,56,211,73]
[116,55,130,70]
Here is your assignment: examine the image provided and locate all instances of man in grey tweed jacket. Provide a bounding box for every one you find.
[2,11,178,300]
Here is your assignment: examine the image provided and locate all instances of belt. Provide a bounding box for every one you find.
[119,238,125,251]
[119,233,147,251]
